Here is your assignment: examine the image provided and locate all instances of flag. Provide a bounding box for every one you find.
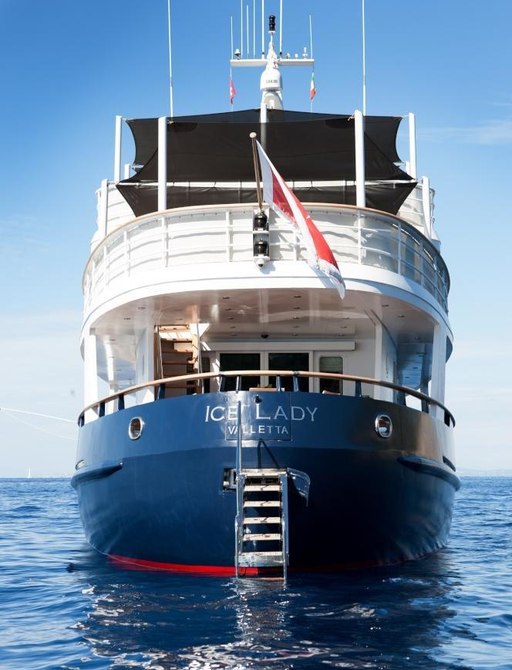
[256,140,345,299]
[309,71,316,100]
[229,78,236,104]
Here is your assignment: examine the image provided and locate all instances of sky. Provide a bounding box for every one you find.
[0,0,511,476]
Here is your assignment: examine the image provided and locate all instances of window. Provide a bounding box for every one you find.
[268,352,309,391]
[219,353,260,391]
[319,356,343,394]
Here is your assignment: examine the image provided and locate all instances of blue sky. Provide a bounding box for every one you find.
[0,0,511,476]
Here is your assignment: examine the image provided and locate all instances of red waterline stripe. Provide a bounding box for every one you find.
[108,552,403,575]
[108,554,265,576]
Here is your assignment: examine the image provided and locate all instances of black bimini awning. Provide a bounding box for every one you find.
[117,109,416,216]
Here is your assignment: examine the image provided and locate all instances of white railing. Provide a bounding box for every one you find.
[83,203,449,311]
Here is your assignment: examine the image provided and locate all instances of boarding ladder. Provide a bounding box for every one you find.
[235,468,289,578]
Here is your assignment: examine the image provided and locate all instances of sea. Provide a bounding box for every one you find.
[0,477,510,670]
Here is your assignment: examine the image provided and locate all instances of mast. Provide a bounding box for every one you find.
[230,10,314,123]
[259,14,282,120]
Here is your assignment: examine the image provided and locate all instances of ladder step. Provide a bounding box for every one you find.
[243,500,281,508]
[243,533,281,542]
[244,484,281,492]
[241,469,286,476]
[243,516,281,525]
[238,551,284,568]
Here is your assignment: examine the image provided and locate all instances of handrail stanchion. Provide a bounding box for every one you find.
[292,372,299,392]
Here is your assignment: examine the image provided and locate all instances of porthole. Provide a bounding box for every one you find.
[128,417,145,440]
[374,414,393,439]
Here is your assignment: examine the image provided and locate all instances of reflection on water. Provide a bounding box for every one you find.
[70,548,468,669]
[2,478,509,669]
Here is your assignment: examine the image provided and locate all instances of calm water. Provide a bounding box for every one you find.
[0,477,510,670]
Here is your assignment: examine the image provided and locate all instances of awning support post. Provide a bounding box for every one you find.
[408,112,417,179]
[158,116,168,212]
[354,109,366,208]
[114,115,123,183]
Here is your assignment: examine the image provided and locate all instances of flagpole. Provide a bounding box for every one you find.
[309,16,314,112]
[230,16,234,58]
[250,132,264,211]
[309,14,314,59]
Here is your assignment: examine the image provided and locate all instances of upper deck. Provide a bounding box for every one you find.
[83,198,449,323]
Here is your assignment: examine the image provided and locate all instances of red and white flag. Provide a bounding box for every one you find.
[256,140,345,298]
[310,71,316,101]
[229,78,236,104]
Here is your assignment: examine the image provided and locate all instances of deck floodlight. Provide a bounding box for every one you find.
[253,211,269,267]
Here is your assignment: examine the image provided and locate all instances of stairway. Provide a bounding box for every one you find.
[157,326,198,397]
[235,469,289,577]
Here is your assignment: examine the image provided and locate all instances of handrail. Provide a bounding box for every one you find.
[78,369,455,428]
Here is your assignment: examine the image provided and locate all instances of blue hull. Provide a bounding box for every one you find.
[72,392,459,573]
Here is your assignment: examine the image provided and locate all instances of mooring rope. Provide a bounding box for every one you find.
[0,406,76,441]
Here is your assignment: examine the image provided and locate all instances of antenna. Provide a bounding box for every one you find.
[261,0,265,55]
[230,3,314,115]
[240,0,244,57]
[167,0,174,117]
[246,4,249,57]
[361,0,367,115]
[309,15,314,59]
[279,0,283,55]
